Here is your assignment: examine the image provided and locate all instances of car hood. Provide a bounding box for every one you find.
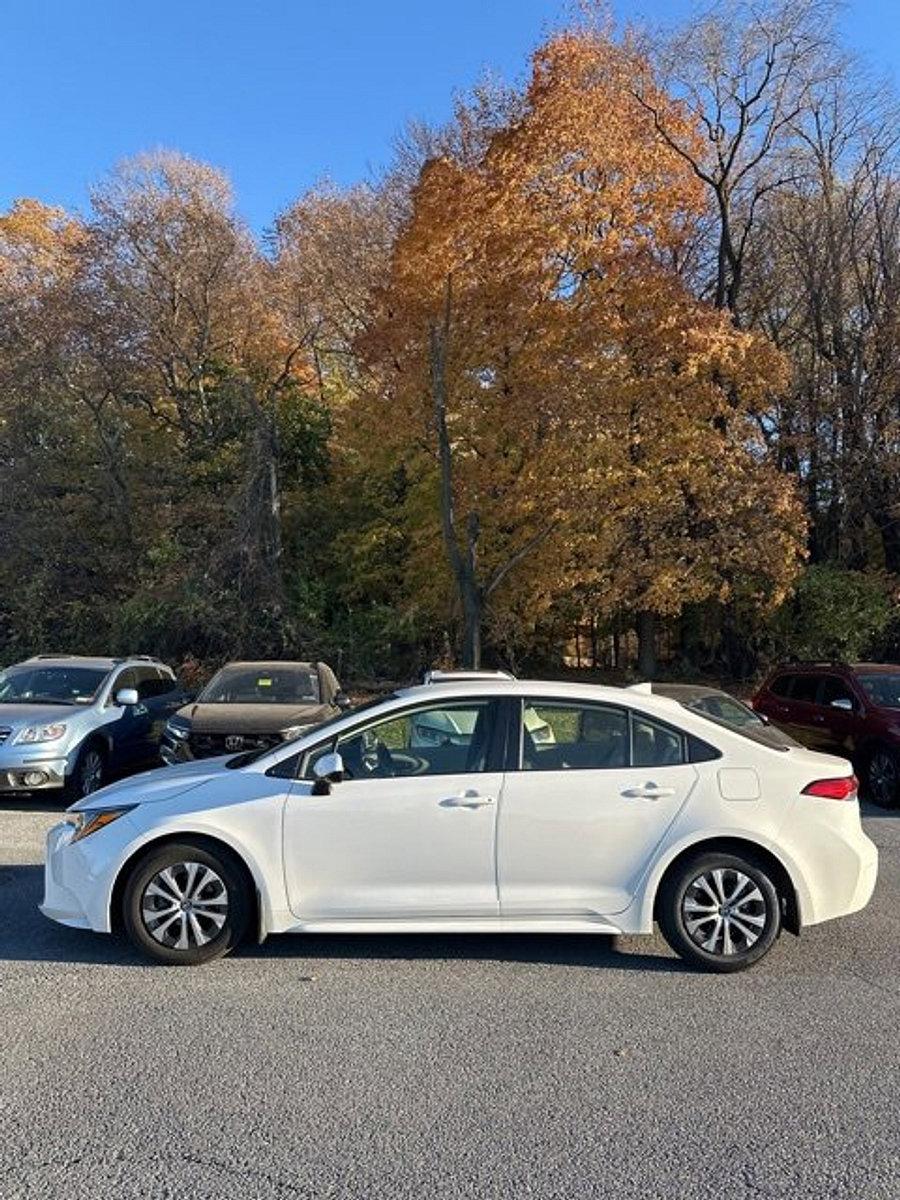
[0,703,88,726]
[68,758,227,811]
[177,702,333,734]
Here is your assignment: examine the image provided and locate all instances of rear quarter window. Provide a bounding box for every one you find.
[769,674,794,698]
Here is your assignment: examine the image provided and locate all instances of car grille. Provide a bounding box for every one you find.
[188,732,280,758]
[0,727,10,745]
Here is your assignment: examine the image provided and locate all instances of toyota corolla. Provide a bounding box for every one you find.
[41,678,878,972]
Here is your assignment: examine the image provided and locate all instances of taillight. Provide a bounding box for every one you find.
[802,776,859,800]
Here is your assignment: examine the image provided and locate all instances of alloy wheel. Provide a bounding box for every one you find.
[141,861,229,950]
[681,867,768,957]
[868,751,897,807]
[79,749,104,796]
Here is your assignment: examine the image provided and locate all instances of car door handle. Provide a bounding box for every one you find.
[440,791,495,809]
[621,783,676,800]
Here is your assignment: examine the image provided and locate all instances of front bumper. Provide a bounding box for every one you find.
[0,749,68,792]
[161,729,287,765]
[40,820,122,933]
[160,734,190,765]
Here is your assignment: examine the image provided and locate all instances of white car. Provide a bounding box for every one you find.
[41,678,878,972]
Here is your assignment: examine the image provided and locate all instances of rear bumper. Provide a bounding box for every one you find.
[792,803,879,927]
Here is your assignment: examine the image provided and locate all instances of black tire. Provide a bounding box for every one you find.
[62,740,106,802]
[865,746,900,809]
[121,840,250,965]
[658,851,782,973]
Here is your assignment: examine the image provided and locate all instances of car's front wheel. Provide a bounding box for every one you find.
[121,840,250,965]
[63,741,106,801]
[658,852,782,973]
[865,746,899,808]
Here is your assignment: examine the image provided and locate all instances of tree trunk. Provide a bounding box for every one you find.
[461,582,482,668]
[636,610,657,678]
[430,279,484,669]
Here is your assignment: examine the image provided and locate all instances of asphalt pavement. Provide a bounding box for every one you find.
[1,801,898,1199]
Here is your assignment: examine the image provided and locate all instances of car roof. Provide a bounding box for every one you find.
[16,657,169,676]
[769,662,900,676]
[19,655,134,671]
[394,677,692,718]
[218,661,320,671]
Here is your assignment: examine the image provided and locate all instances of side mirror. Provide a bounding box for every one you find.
[311,751,344,795]
[831,697,854,712]
[335,691,352,711]
[115,687,139,707]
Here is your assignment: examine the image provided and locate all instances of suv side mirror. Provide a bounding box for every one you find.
[335,691,352,711]
[831,697,854,712]
[311,751,344,795]
[115,687,139,707]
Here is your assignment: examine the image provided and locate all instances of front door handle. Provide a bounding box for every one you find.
[621,783,676,800]
[440,791,495,809]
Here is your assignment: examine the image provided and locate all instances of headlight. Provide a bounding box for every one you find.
[16,722,67,745]
[67,806,136,843]
[280,724,312,742]
[165,721,190,741]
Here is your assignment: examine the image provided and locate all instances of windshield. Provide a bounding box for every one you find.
[857,673,900,709]
[686,695,763,728]
[199,666,320,705]
[0,664,107,705]
[683,703,798,750]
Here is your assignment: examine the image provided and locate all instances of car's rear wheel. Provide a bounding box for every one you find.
[63,742,106,801]
[865,747,899,808]
[122,841,250,965]
[658,852,782,973]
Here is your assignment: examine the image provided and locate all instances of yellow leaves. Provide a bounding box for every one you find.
[0,198,85,291]
[350,24,805,634]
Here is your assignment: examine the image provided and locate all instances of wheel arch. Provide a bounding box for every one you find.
[109,830,264,943]
[69,729,113,771]
[649,836,802,936]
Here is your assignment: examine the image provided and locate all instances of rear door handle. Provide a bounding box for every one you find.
[440,791,495,809]
[621,783,676,800]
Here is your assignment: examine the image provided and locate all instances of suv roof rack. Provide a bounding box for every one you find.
[26,654,104,661]
[786,659,848,668]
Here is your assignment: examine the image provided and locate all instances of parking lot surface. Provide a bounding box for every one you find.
[1,802,898,1200]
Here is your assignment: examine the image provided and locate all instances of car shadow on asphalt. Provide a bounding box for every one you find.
[0,863,685,973]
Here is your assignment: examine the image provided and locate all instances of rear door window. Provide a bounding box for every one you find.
[520,703,629,771]
[791,675,822,705]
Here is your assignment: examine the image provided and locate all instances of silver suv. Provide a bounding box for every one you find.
[0,655,187,800]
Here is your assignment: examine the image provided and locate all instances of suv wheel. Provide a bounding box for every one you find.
[658,852,782,973]
[122,840,250,965]
[64,742,106,801]
[866,747,899,808]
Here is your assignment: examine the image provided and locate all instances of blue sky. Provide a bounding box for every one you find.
[3,1,898,233]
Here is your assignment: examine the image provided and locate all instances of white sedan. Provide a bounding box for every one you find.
[41,678,878,972]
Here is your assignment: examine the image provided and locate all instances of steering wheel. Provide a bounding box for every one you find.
[387,751,430,776]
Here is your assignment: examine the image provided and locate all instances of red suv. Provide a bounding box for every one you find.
[753,662,900,807]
